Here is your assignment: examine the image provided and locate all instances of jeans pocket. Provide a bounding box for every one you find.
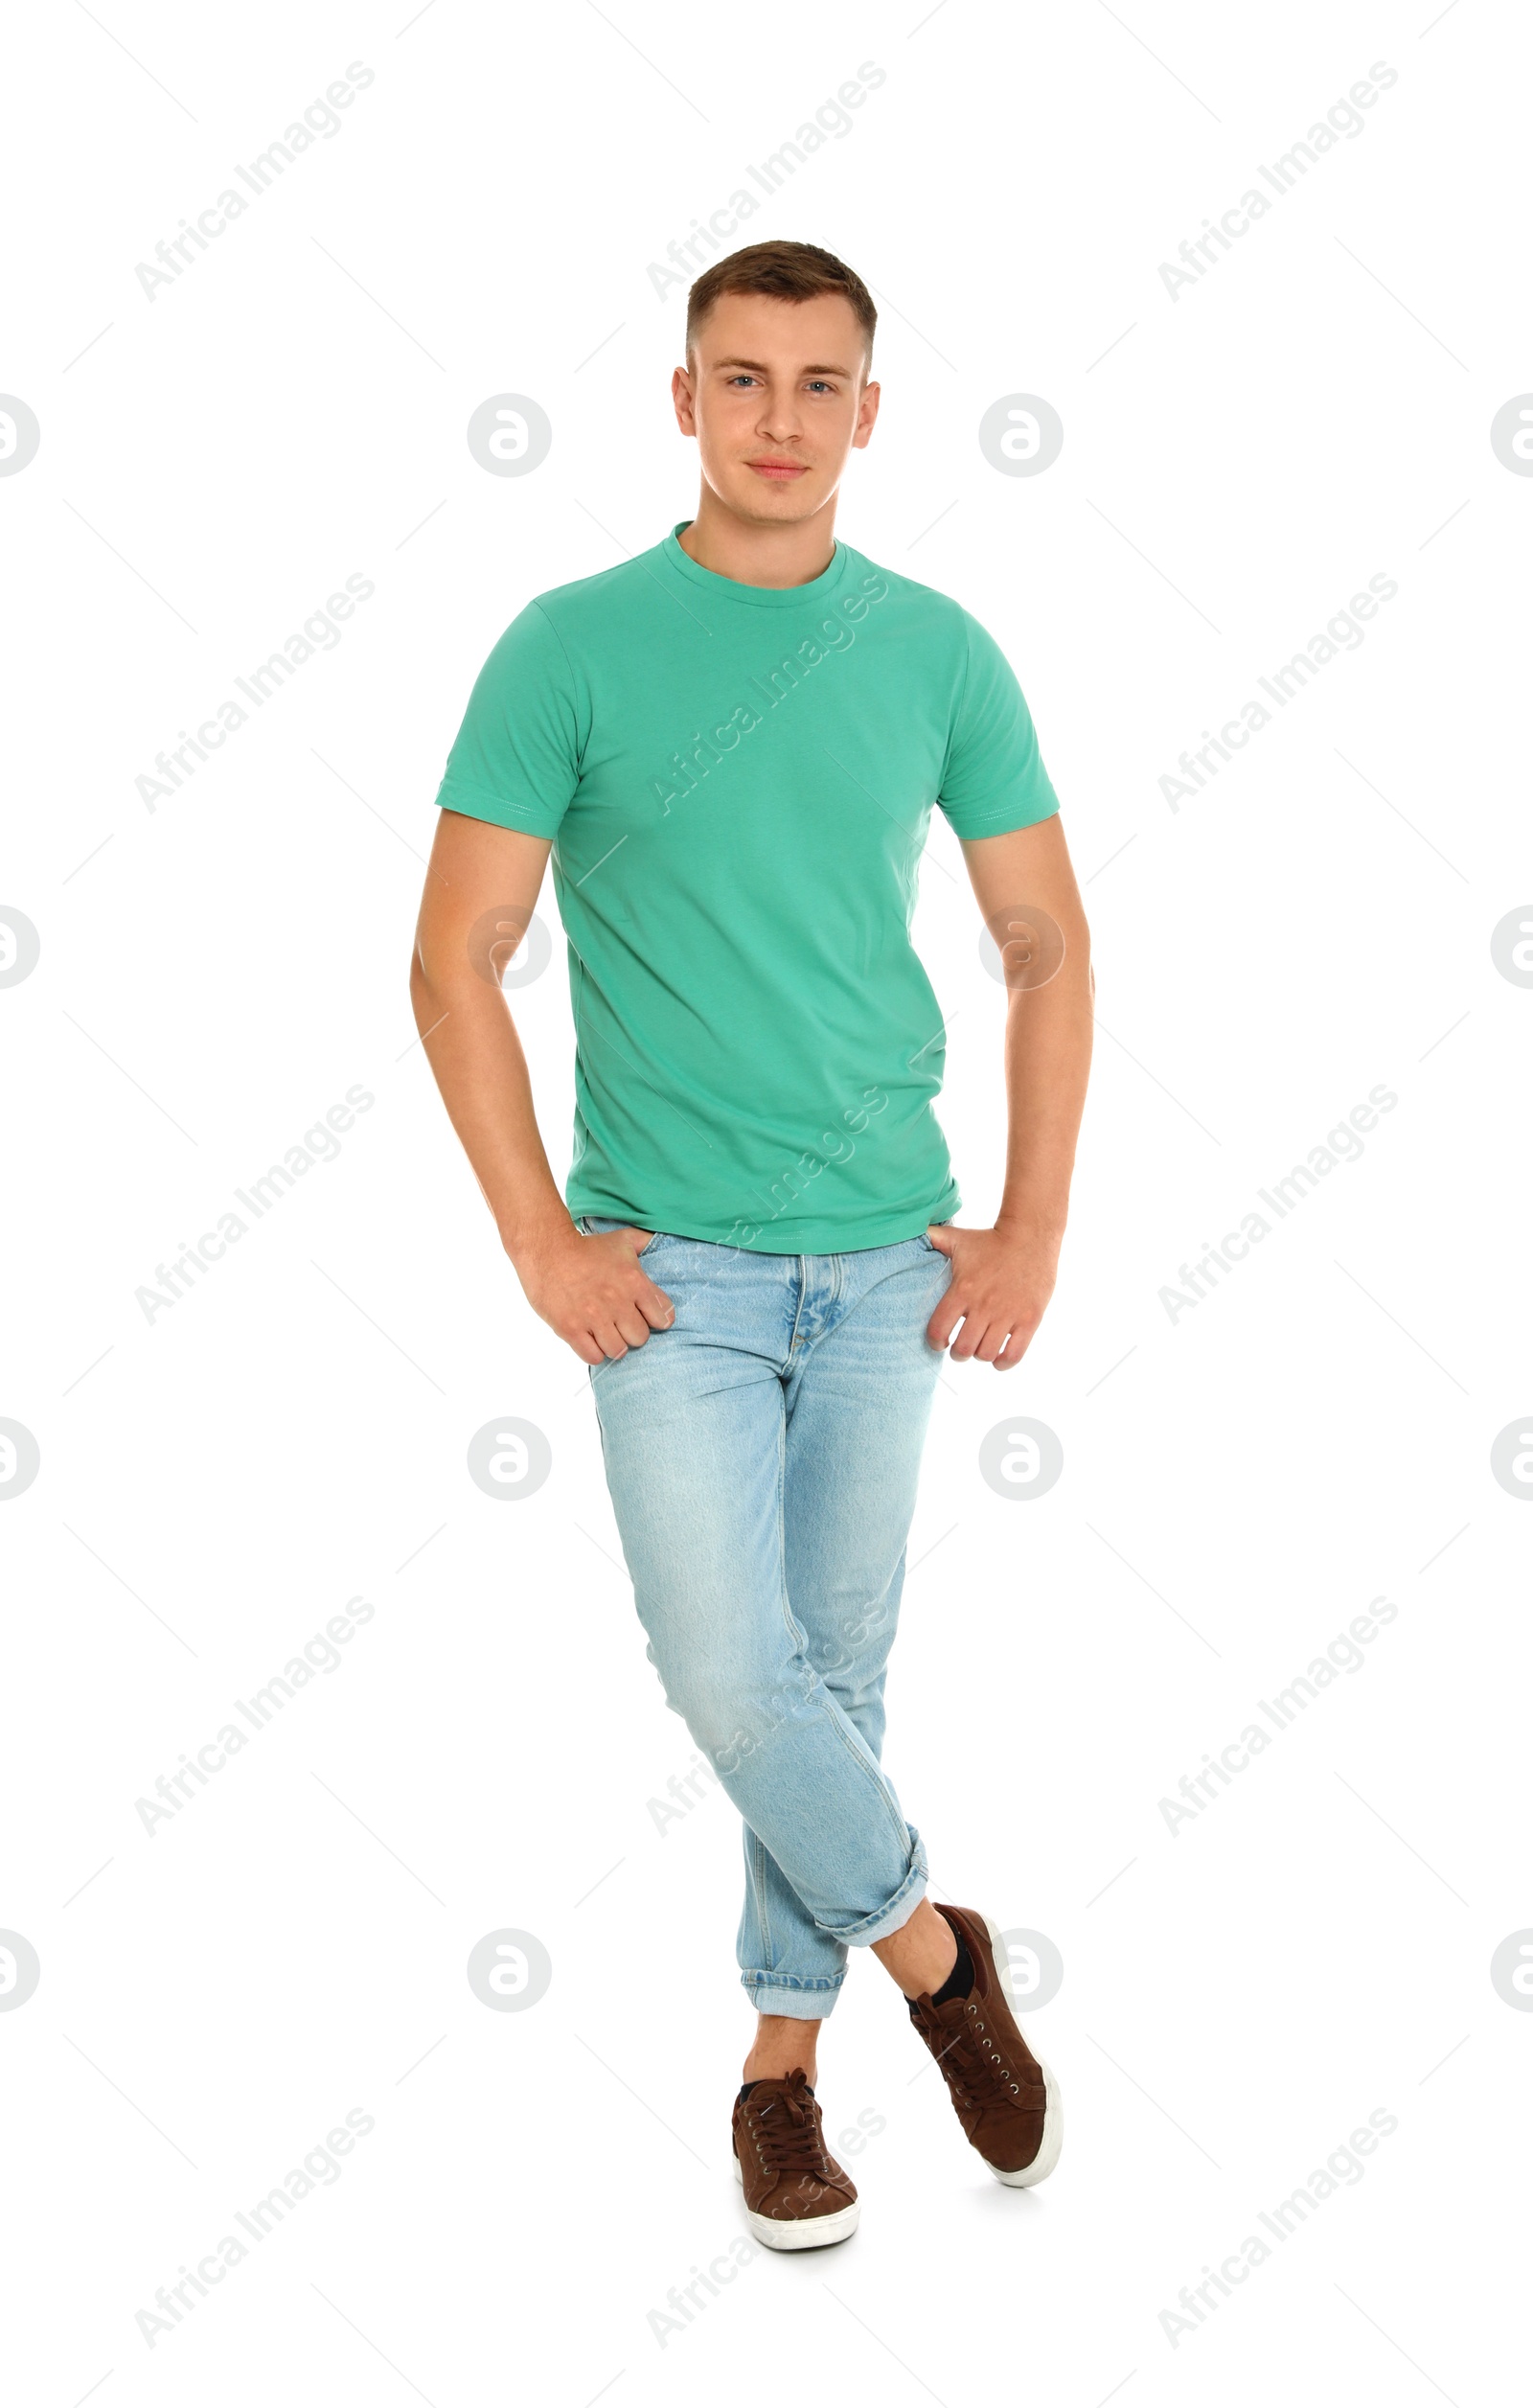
[581,1216,660,1250]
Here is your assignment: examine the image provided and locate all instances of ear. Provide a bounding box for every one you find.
[673,362,698,438]
[852,379,881,451]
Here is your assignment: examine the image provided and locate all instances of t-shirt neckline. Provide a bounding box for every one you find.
[659,521,852,609]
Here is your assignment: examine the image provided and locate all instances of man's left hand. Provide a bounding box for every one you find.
[923,1222,1059,1368]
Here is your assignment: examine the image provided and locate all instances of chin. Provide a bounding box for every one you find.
[723,475,825,523]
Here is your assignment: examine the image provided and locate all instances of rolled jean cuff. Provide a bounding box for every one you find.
[833,1827,928,1948]
[741,1972,845,2020]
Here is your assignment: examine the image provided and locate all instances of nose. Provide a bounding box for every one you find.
[754,387,804,446]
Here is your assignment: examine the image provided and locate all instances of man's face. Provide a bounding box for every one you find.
[673,290,880,527]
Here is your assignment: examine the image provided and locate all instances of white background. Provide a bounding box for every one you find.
[2,1,1529,2400]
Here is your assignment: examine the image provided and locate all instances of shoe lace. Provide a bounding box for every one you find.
[746,2075,833,2178]
[923,2002,1024,2111]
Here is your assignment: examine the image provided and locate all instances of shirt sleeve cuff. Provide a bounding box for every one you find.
[433,777,564,838]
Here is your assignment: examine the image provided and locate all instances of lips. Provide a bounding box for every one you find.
[747,460,809,479]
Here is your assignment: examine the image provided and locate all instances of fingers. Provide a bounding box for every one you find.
[610,1264,675,1340]
[927,1293,990,1354]
[926,1295,963,1353]
[582,1269,675,1363]
[931,1305,1035,1367]
[613,1298,664,1349]
[565,1225,675,1365]
[635,1276,675,1330]
[948,1316,1000,1365]
[589,1302,662,1361]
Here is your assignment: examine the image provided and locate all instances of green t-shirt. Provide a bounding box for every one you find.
[434,523,1060,1252]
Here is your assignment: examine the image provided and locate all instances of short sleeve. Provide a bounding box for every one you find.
[433,602,582,837]
[936,612,1060,839]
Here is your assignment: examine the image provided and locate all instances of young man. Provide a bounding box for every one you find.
[412,241,1091,2247]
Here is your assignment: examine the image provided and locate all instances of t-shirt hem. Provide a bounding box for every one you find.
[941,791,1061,840]
[570,1192,962,1254]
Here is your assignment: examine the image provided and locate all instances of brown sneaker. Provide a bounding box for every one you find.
[909,1904,1064,2187]
[731,2070,860,2250]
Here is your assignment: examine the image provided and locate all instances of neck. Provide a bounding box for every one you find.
[678,488,839,588]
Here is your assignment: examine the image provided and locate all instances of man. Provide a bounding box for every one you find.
[411,241,1091,2247]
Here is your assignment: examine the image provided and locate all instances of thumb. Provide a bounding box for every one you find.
[926,1223,955,1254]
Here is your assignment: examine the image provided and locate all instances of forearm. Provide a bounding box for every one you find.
[957,814,1093,1251]
[995,955,1093,1244]
[409,959,571,1261]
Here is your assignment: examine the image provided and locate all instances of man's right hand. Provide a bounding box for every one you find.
[515,1222,675,1366]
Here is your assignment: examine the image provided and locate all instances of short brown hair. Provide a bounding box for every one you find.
[686,241,877,367]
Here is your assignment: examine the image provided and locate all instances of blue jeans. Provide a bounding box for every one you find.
[580,1217,953,2021]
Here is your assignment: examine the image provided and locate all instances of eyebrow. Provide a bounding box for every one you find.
[712,356,853,378]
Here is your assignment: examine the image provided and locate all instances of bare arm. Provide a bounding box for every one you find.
[924,811,1093,1367]
[409,808,675,1365]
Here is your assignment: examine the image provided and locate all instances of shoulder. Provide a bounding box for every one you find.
[469,553,658,681]
[528,554,645,617]
[521,549,661,643]
[839,547,974,643]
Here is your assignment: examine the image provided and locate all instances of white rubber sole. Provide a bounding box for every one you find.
[732,2148,860,2248]
[976,1909,1064,2189]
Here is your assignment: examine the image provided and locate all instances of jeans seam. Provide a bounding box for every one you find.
[776,1303,920,1873]
[784,1257,807,1360]
[775,1391,800,1664]
[748,1831,773,1973]
[823,1696,920,1861]
[742,1971,845,1993]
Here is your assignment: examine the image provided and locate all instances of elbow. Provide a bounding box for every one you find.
[408,943,441,1020]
